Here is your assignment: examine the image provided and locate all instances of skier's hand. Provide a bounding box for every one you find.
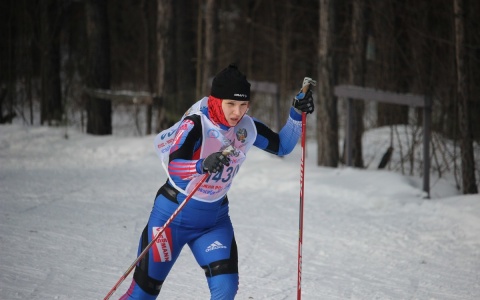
[292,89,314,114]
[202,152,231,174]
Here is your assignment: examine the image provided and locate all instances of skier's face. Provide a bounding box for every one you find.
[222,99,250,126]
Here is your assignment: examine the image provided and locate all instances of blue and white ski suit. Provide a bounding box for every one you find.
[121,98,303,300]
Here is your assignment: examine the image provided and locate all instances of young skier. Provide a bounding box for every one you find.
[120,64,314,299]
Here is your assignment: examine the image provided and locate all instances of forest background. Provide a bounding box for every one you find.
[0,0,478,194]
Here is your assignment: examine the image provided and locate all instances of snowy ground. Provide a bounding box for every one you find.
[1,123,479,300]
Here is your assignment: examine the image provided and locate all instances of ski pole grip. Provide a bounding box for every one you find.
[301,77,317,94]
[221,145,235,156]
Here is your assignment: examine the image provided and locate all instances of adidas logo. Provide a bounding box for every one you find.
[205,241,227,252]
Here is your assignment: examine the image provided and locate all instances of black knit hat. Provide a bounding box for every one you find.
[211,64,251,101]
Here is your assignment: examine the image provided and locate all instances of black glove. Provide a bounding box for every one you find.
[202,152,231,173]
[292,89,314,114]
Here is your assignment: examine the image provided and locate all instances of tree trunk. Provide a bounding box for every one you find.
[40,0,62,125]
[1,0,16,125]
[172,0,195,114]
[85,0,111,135]
[143,0,157,135]
[154,0,172,132]
[453,0,478,194]
[348,0,367,168]
[375,0,409,127]
[201,0,215,96]
[195,2,204,100]
[317,0,339,167]
[280,0,292,126]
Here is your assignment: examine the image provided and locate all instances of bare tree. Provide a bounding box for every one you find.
[40,0,62,125]
[195,2,204,100]
[154,0,172,132]
[171,0,196,114]
[85,0,111,135]
[0,0,17,125]
[348,0,367,168]
[373,0,409,126]
[201,0,215,96]
[453,0,478,194]
[317,0,339,167]
[279,1,293,113]
[143,0,157,135]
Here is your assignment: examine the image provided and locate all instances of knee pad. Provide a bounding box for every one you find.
[133,266,163,296]
[201,258,238,277]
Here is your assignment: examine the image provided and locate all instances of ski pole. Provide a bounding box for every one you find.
[103,146,235,300]
[103,173,208,300]
[297,78,316,300]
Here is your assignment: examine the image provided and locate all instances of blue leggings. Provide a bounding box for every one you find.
[120,194,239,300]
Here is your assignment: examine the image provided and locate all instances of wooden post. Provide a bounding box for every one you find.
[346,98,353,166]
[423,96,432,198]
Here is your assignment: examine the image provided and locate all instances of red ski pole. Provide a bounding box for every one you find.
[297,110,306,300]
[104,173,208,300]
[297,78,315,300]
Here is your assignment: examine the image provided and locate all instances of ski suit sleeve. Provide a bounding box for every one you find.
[168,115,205,183]
[253,107,302,156]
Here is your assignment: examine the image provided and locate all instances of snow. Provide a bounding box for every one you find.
[1,123,479,300]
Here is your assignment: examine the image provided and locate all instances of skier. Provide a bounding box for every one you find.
[120,64,314,300]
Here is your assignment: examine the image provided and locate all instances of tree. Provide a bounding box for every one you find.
[40,0,62,125]
[201,0,215,97]
[0,0,16,125]
[85,0,111,135]
[317,0,339,167]
[453,0,478,194]
[348,0,367,168]
[171,0,196,115]
[154,0,173,132]
[373,0,409,127]
[143,0,157,135]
